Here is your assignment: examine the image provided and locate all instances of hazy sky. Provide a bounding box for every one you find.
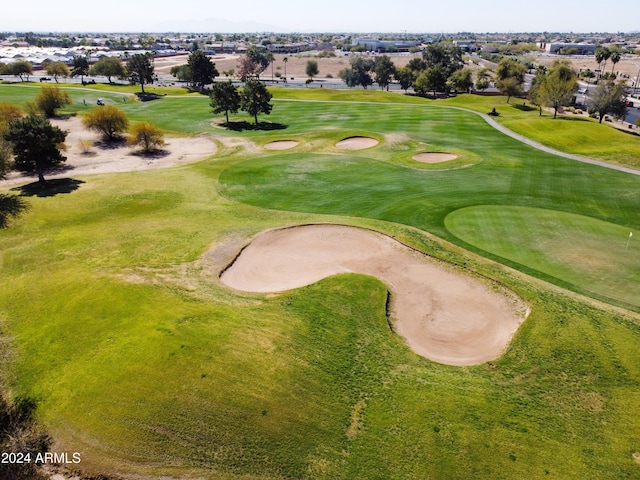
[3,0,639,33]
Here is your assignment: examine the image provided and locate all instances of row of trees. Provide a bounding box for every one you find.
[210,79,273,124]
[336,44,469,95]
[0,54,156,93]
[527,59,629,123]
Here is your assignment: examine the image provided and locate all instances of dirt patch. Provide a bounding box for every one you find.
[219,224,528,366]
[0,117,218,186]
[634,451,640,465]
[413,152,459,163]
[264,140,299,150]
[336,136,379,150]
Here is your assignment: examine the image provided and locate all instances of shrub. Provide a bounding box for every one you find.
[83,105,129,141]
[34,85,72,117]
[77,138,93,154]
[128,122,165,153]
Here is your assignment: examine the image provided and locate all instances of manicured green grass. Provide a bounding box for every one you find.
[1,86,640,479]
[2,167,640,479]
[219,100,640,310]
[446,206,640,308]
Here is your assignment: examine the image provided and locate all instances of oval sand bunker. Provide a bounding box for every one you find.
[413,152,459,163]
[264,140,299,150]
[220,224,527,366]
[336,136,379,150]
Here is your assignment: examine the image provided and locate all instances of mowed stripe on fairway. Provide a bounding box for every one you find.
[445,206,640,308]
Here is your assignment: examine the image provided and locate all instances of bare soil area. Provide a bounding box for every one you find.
[154,52,418,82]
[0,116,218,186]
[220,224,528,366]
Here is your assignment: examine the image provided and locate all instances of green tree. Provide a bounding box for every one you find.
[283,56,288,82]
[237,47,271,81]
[414,65,448,96]
[538,60,578,119]
[0,193,28,228]
[339,67,358,88]
[374,55,396,91]
[341,56,374,89]
[45,61,70,83]
[89,57,125,83]
[8,59,33,81]
[588,79,629,123]
[495,58,527,102]
[187,50,218,88]
[210,80,241,124]
[395,66,415,93]
[34,85,72,117]
[128,121,165,153]
[423,43,463,77]
[497,77,524,103]
[83,105,130,141]
[594,45,611,75]
[581,68,596,88]
[406,57,427,74]
[240,79,272,124]
[126,53,155,93]
[170,64,192,83]
[609,46,622,73]
[70,55,89,83]
[447,67,473,93]
[306,60,319,81]
[0,103,20,180]
[3,115,67,184]
[527,66,547,116]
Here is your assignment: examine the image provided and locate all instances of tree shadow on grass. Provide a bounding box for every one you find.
[224,121,287,132]
[12,178,85,197]
[511,103,537,112]
[556,116,591,122]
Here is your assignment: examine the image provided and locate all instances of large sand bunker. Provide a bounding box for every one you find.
[264,140,299,150]
[336,136,379,150]
[220,225,527,366]
[413,152,459,163]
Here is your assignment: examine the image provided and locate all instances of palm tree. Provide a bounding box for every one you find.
[283,56,288,83]
[267,52,275,82]
[609,48,622,74]
[594,46,609,79]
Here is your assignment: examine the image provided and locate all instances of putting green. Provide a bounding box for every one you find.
[445,206,640,308]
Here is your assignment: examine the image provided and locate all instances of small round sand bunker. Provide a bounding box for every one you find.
[413,152,459,163]
[264,140,299,150]
[336,136,379,150]
[220,224,528,366]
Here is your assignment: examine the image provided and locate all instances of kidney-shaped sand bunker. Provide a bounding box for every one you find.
[220,224,528,366]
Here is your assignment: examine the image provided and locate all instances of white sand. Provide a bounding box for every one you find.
[413,152,459,163]
[220,224,528,366]
[0,117,218,186]
[336,136,379,150]
[264,140,300,150]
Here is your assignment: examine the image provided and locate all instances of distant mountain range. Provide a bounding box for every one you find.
[152,17,285,33]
